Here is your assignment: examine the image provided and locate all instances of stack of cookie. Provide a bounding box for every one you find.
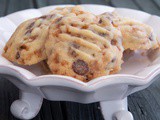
[2,6,159,82]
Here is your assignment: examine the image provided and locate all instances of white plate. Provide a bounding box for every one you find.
[0,4,160,120]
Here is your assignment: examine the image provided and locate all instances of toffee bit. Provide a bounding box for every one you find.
[103,44,108,48]
[111,39,117,45]
[30,35,38,40]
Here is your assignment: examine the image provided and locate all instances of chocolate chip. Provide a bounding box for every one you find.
[111,21,113,24]
[149,33,154,41]
[69,47,78,57]
[26,22,35,30]
[56,17,63,23]
[99,19,103,24]
[71,51,78,57]
[25,29,33,35]
[72,43,80,49]
[39,15,47,19]
[92,54,95,57]
[111,39,117,45]
[49,14,56,18]
[20,45,28,50]
[72,59,89,75]
[103,44,108,48]
[111,58,116,63]
[16,52,20,59]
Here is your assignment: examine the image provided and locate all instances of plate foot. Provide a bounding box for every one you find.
[100,98,133,120]
[10,92,43,120]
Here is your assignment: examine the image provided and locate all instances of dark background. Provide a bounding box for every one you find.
[0,0,160,120]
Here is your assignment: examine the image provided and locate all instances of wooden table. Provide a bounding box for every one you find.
[0,0,160,120]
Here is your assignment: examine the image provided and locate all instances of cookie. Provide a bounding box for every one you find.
[99,12,159,50]
[50,5,86,16]
[46,11,124,82]
[3,13,62,65]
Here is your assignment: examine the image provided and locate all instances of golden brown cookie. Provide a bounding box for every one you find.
[50,5,86,15]
[46,11,124,82]
[99,12,159,50]
[3,14,62,65]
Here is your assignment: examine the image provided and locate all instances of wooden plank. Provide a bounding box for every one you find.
[36,0,111,7]
[64,102,104,120]
[134,0,160,16]
[128,79,160,120]
[0,78,19,120]
[0,0,7,16]
[153,0,160,8]
[79,0,110,5]
[111,0,141,10]
[36,0,80,8]
[6,0,34,14]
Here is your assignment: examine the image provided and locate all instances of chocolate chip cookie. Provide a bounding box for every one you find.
[46,11,124,82]
[99,12,159,50]
[3,13,62,65]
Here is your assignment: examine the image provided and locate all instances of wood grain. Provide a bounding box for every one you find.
[79,0,110,5]
[0,0,7,16]
[111,0,141,10]
[134,0,160,16]
[36,0,80,7]
[6,0,34,14]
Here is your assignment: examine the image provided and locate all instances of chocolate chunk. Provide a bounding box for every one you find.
[72,43,80,49]
[111,21,113,25]
[16,52,20,59]
[103,44,108,48]
[111,58,116,62]
[48,14,56,19]
[72,59,89,75]
[20,45,28,50]
[69,48,78,57]
[69,47,77,57]
[149,33,154,41]
[56,17,63,23]
[111,39,117,45]
[26,22,35,30]
[25,29,33,35]
[99,19,103,24]
[39,15,47,19]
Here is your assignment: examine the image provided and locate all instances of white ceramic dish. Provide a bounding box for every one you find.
[0,4,160,120]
